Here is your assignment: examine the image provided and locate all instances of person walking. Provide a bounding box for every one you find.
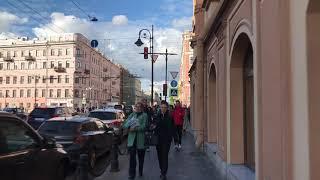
[172,100,185,150]
[123,102,148,180]
[154,100,174,180]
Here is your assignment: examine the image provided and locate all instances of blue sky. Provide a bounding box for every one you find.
[0,0,193,92]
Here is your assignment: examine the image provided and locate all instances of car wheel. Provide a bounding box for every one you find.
[88,149,96,170]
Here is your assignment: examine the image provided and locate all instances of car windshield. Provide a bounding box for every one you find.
[88,112,117,121]
[30,108,55,118]
[38,121,79,136]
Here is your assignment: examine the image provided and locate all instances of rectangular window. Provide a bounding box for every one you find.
[65,89,69,97]
[36,50,39,57]
[0,52,2,58]
[28,76,32,84]
[13,76,17,84]
[24,50,29,57]
[21,62,25,70]
[51,61,54,68]
[6,90,9,98]
[75,77,79,83]
[6,77,10,84]
[35,76,39,83]
[35,89,38,97]
[12,90,16,98]
[49,89,53,98]
[0,77,2,84]
[20,89,24,98]
[65,75,69,83]
[57,89,61,98]
[21,51,24,57]
[0,63,3,70]
[42,76,46,83]
[74,89,79,98]
[58,75,61,83]
[43,49,47,56]
[7,63,10,70]
[14,51,18,57]
[58,61,62,68]
[66,49,71,55]
[50,76,54,83]
[66,61,70,68]
[43,62,47,69]
[51,49,55,56]
[42,89,45,97]
[14,64,17,70]
[58,49,62,56]
[27,89,31,97]
[28,62,32,69]
[20,76,24,84]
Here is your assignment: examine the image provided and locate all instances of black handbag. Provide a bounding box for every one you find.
[145,130,158,146]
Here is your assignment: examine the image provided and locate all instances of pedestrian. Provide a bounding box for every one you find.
[172,100,185,150]
[154,100,174,180]
[123,102,148,180]
[141,98,153,152]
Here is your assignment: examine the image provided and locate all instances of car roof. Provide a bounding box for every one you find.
[47,116,99,123]
[90,108,123,113]
[0,111,16,118]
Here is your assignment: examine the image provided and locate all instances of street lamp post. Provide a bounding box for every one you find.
[135,25,154,106]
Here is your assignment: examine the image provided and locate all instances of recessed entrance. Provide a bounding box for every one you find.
[208,64,217,143]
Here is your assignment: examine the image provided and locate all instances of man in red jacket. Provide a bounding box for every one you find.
[172,100,185,150]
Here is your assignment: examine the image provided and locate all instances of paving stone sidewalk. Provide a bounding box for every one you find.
[95,133,223,180]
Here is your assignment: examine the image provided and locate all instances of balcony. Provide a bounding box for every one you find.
[54,66,66,73]
[25,55,36,61]
[3,56,14,62]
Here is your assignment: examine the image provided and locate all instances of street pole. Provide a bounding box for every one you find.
[151,25,154,106]
[165,48,168,101]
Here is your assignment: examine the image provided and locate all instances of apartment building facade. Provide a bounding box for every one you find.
[190,0,319,180]
[0,33,120,112]
[178,31,194,106]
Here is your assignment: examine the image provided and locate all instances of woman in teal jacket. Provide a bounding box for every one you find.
[123,102,148,179]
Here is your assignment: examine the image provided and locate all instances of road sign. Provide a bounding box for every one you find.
[170,71,179,79]
[152,55,159,62]
[170,80,178,88]
[170,88,178,97]
[91,40,98,48]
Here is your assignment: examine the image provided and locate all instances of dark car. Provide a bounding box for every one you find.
[3,107,28,121]
[88,108,128,138]
[28,107,72,130]
[37,116,114,175]
[0,112,70,180]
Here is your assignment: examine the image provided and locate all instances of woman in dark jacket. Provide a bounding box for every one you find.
[154,100,174,180]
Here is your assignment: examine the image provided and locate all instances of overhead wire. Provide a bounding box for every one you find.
[69,0,91,19]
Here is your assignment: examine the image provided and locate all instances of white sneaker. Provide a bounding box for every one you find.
[178,144,181,149]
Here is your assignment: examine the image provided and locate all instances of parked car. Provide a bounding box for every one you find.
[0,112,70,180]
[88,108,128,138]
[37,116,114,175]
[3,107,28,121]
[27,107,72,130]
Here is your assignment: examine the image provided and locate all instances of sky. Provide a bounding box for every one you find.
[0,0,193,93]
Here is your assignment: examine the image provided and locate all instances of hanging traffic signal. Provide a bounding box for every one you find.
[144,47,148,59]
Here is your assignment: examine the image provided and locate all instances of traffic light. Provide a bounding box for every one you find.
[144,47,148,59]
[163,84,167,96]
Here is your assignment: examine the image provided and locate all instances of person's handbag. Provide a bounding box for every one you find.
[145,130,158,146]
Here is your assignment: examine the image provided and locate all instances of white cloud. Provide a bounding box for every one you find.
[112,15,128,26]
[31,12,186,92]
[0,11,28,32]
[172,17,192,31]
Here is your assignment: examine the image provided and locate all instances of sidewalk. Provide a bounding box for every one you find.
[96,133,223,180]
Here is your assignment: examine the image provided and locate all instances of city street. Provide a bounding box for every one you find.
[95,133,223,180]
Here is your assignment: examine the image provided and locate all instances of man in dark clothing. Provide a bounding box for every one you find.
[155,100,174,180]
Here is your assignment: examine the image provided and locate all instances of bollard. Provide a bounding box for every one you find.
[79,154,89,180]
[110,135,120,172]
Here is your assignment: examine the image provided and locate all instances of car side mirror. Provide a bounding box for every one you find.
[43,137,61,149]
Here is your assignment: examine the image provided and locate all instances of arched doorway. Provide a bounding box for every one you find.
[230,33,255,170]
[208,64,217,143]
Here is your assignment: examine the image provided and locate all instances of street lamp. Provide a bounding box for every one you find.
[135,25,154,105]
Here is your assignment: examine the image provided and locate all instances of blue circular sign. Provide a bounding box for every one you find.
[171,80,178,87]
[91,40,98,48]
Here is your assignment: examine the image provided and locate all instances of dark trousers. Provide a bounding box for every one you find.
[174,125,183,145]
[128,146,146,177]
[156,143,171,175]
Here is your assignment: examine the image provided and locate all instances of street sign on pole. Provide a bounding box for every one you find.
[91,40,98,48]
[170,71,179,79]
[170,80,178,88]
[170,88,178,97]
[152,55,159,62]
